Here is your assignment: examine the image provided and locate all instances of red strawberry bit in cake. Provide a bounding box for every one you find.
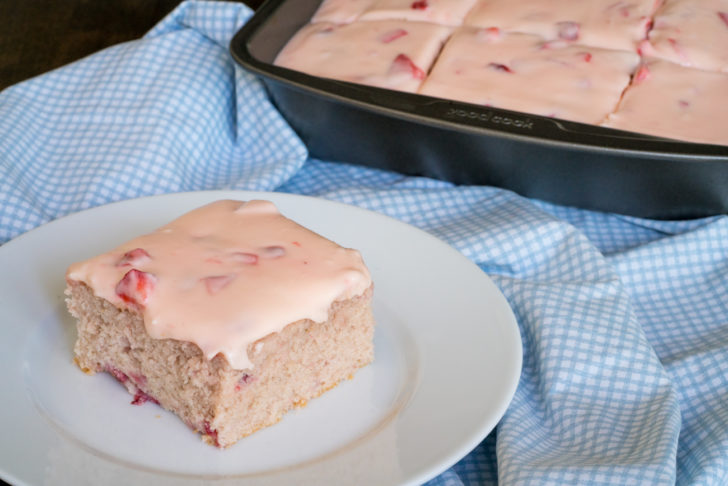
[106,365,129,384]
[719,11,728,27]
[636,39,652,56]
[203,421,220,447]
[477,26,501,41]
[379,28,409,43]
[129,372,147,387]
[318,26,336,34]
[556,21,580,41]
[411,0,428,9]
[538,40,570,50]
[116,248,151,267]
[106,365,159,405]
[634,64,651,82]
[115,269,156,307]
[131,389,160,406]
[235,373,255,391]
[487,62,514,73]
[667,38,689,62]
[390,54,426,79]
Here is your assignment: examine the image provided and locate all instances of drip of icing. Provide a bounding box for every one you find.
[67,200,372,370]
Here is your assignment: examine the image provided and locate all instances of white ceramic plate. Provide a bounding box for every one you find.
[0,191,521,486]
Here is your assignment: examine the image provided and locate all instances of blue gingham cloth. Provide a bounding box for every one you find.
[1,2,726,484]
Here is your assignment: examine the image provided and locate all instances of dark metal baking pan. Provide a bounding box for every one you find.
[230,0,728,219]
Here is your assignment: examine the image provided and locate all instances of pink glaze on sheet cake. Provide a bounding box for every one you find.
[66,199,372,370]
[278,0,728,144]
[419,28,639,124]
[464,0,659,51]
[638,0,728,73]
[273,20,452,93]
[601,59,728,145]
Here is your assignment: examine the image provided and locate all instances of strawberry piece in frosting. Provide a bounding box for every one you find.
[116,248,151,267]
[235,373,256,391]
[260,245,286,259]
[487,62,514,73]
[230,252,259,265]
[116,269,157,307]
[379,28,409,43]
[390,54,426,79]
[477,26,502,41]
[577,51,593,62]
[556,21,580,41]
[634,64,651,82]
[719,11,728,27]
[131,389,160,406]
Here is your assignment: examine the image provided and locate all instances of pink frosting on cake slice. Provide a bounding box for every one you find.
[66,200,372,370]
[419,28,639,124]
[602,59,728,145]
[358,0,479,26]
[638,0,728,73]
[464,0,659,51]
[274,20,452,93]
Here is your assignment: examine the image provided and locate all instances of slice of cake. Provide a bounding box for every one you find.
[638,0,728,73]
[273,20,453,93]
[601,59,728,145]
[464,0,658,51]
[65,199,375,448]
[419,28,640,124]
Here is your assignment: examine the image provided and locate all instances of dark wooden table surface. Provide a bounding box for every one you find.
[1,4,264,484]
[0,0,263,91]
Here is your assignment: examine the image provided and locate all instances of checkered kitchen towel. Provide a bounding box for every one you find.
[1,2,727,484]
